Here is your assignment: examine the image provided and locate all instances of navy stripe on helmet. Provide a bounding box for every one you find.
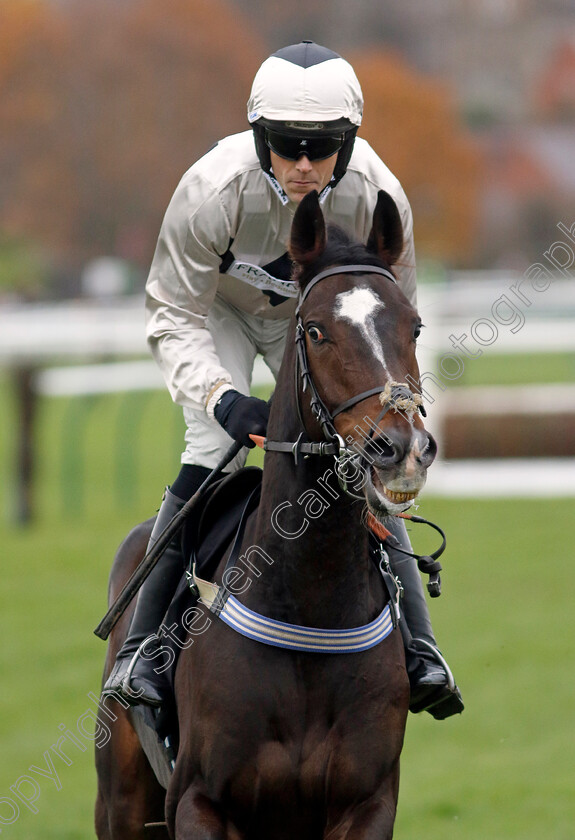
[271,41,340,69]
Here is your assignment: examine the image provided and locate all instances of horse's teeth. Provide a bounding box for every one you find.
[383,487,416,503]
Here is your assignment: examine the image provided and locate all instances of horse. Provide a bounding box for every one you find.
[95,188,437,839]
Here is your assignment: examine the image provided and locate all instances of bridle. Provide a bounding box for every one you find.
[262,262,445,594]
[264,263,424,485]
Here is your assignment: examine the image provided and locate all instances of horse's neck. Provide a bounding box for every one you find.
[245,352,378,627]
[250,454,376,627]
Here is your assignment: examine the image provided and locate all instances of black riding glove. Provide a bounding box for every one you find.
[214,389,270,448]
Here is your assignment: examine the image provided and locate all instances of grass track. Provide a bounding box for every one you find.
[0,379,573,838]
[441,350,575,388]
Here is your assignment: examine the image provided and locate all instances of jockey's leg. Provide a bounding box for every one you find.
[384,516,464,720]
[103,299,266,707]
[102,466,210,707]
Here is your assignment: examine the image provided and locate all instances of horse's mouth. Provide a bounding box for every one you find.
[365,467,423,515]
[382,487,418,504]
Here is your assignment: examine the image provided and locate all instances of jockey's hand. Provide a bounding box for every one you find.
[214,389,270,448]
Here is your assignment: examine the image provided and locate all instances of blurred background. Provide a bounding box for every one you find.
[0,1,573,838]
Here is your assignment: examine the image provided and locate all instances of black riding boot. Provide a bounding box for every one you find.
[102,487,187,707]
[102,465,211,707]
[385,517,464,720]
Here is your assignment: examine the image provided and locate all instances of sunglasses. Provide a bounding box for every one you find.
[265,129,344,161]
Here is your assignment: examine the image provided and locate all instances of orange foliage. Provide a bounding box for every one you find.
[534,38,575,120]
[0,0,265,267]
[0,10,483,272]
[351,50,484,266]
[0,0,53,78]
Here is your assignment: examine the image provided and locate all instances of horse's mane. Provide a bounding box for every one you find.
[294,222,391,287]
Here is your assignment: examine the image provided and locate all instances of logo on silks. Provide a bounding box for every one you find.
[223,257,298,305]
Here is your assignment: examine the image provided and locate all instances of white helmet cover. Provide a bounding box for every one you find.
[248,42,363,130]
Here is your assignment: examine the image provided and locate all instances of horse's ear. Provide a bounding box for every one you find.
[367,190,404,266]
[289,190,327,267]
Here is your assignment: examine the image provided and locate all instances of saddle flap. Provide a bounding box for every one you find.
[182,466,262,582]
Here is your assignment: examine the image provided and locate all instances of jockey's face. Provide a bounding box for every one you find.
[270,150,337,203]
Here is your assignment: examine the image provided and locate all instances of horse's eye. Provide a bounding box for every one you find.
[307,325,325,343]
[414,322,423,341]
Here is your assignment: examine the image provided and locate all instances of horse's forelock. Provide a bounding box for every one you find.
[292,222,391,290]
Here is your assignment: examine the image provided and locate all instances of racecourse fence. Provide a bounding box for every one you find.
[1,273,574,522]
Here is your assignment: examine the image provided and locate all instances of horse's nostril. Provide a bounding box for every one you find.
[421,432,438,465]
[363,435,398,467]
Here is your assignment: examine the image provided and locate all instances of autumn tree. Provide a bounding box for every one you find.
[0,7,485,284]
[0,0,265,282]
[351,50,484,267]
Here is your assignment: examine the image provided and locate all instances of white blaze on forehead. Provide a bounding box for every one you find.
[334,286,389,373]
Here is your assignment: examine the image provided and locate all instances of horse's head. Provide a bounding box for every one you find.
[289,190,437,517]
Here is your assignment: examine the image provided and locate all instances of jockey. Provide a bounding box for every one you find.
[103,41,464,720]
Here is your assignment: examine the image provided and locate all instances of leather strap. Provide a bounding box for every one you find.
[297,264,396,312]
[263,436,338,464]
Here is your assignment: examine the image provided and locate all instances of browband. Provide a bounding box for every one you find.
[296,264,396,311]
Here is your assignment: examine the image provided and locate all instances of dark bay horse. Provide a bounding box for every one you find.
[95,189,437,839]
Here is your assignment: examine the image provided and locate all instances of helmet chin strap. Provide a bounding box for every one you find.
[331,126,358,184]
[262,170,290,206]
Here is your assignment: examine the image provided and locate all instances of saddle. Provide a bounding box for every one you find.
[165,465,263,669]
[183,465,262,583]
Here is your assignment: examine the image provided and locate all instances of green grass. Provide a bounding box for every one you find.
[445,350,575,387]
[0,375,573,838]
[395,497,574,840]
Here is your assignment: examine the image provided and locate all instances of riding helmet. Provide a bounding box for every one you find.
[247,41,363,187]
